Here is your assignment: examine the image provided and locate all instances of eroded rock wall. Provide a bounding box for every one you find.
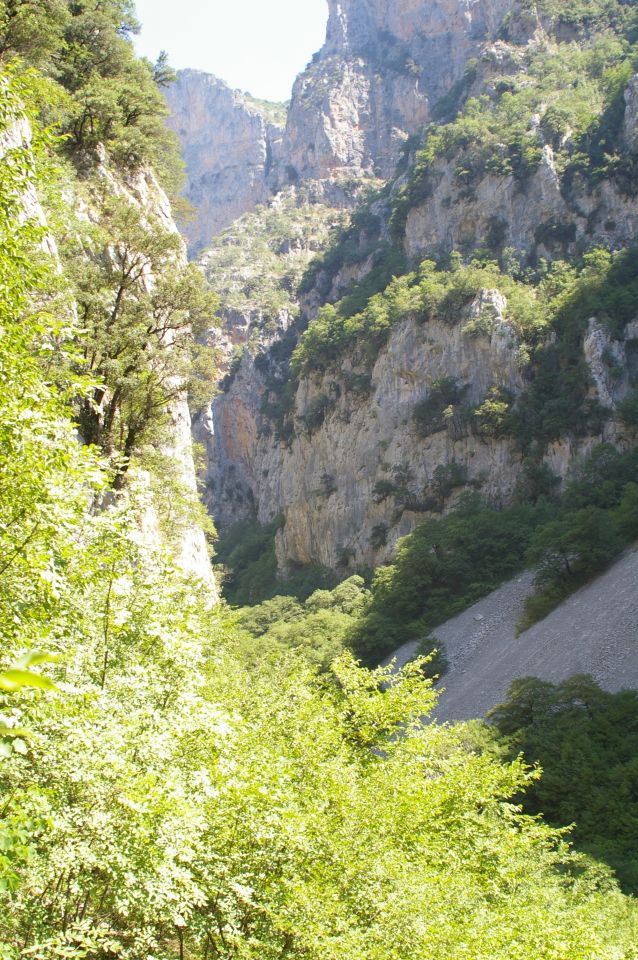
[165,70,284,254]
[282,0,515,182]
[182,6,638,581]
[166,1,518,237]
[208,288,635,573]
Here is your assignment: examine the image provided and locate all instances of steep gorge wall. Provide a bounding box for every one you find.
[180,1,638,580]
[165,70,285,254]
[166,0,517,244]
[284,0,515,182]
[87,161,218,593]
[205,288,636,574]
[4,108,217,595]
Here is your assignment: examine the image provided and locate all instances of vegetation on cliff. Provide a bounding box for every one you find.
[218,445,638,669]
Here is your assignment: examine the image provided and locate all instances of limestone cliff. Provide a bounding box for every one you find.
[165,70,285,254]
[14,113,218,595]
[283,0,515,182]
[86,160,218,593]
[183,1,638,582]
[205,286,635,573]
[166,1,517,239]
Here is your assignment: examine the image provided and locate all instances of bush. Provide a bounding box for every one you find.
[619,389,638,428]
[349,496,543,664]
[413,378,469,438]
[519,447,638,628]
[292,257,542,378]
[215,516,335,606]
[236,577,371,672]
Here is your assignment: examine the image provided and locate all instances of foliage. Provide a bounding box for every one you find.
[214,516,335,606]
[61,194,219,475]
[473,387,514,438]
[349,496,545,665]
[489,674,638,893]
[413,377,469,437]
[619,388,638,428]
[292,257,544,377]
[392,27,638,237]
[296,188,388,298]
[4,39,638,960]
[348,444,638,664]
[0,0,69,69]
[200,193,343,315]
[240,91,288,127]
[235,577,371,672]
[519,446,638,628]
[531,0,638,36]
[0,0,184,192]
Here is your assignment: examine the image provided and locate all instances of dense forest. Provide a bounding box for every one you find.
[1,1,638,958]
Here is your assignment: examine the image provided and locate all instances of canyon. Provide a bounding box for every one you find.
[163,0,638,586]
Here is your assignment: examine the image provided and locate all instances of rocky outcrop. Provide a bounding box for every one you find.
[268,296,526,571]
[165,70,285,254]
[204,275,635,574]
[404,143,638,264]
[166,1,520,241]
[184,3,638,583]
[280,0,516,183]
[0,109,59,262]
[194,190,344,529]
[206,292,523,568]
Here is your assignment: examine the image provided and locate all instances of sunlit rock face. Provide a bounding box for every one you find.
[177,1,638,580]
[165,70,284,255]
[325,0,513,53]
[625,74,638,149]
[283,0,515,183]
[165,2,518,235]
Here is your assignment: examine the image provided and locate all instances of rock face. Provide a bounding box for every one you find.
[166,1,518,240]
[205,283,635,573]
[96,162,218,594]
[182,1,638,583]
[404,145,638,263]
[284,0,514,181]
[625,74,638,150]
[266,295,527,571]
[0,111,60,262]
[165,70,284,254]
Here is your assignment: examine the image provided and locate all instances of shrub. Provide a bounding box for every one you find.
[618,388,638,428]
[489,674,638,894]
[370,524,389,549]
[413,378,469,437]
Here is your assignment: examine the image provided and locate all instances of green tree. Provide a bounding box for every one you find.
[0,0,69,68]
[526,505,622,585]
[490,675,638,893]
[66,196,218,475]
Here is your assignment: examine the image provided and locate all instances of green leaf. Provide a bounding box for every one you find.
[14,651,59,670]
[0,727,29,738]
[0,669,57,692]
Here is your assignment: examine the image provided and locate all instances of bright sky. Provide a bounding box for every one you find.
[133,0,329,102]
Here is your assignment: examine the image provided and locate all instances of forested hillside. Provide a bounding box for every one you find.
[1,1,638,958]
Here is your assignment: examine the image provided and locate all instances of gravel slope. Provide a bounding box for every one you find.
[387,548,638,722]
